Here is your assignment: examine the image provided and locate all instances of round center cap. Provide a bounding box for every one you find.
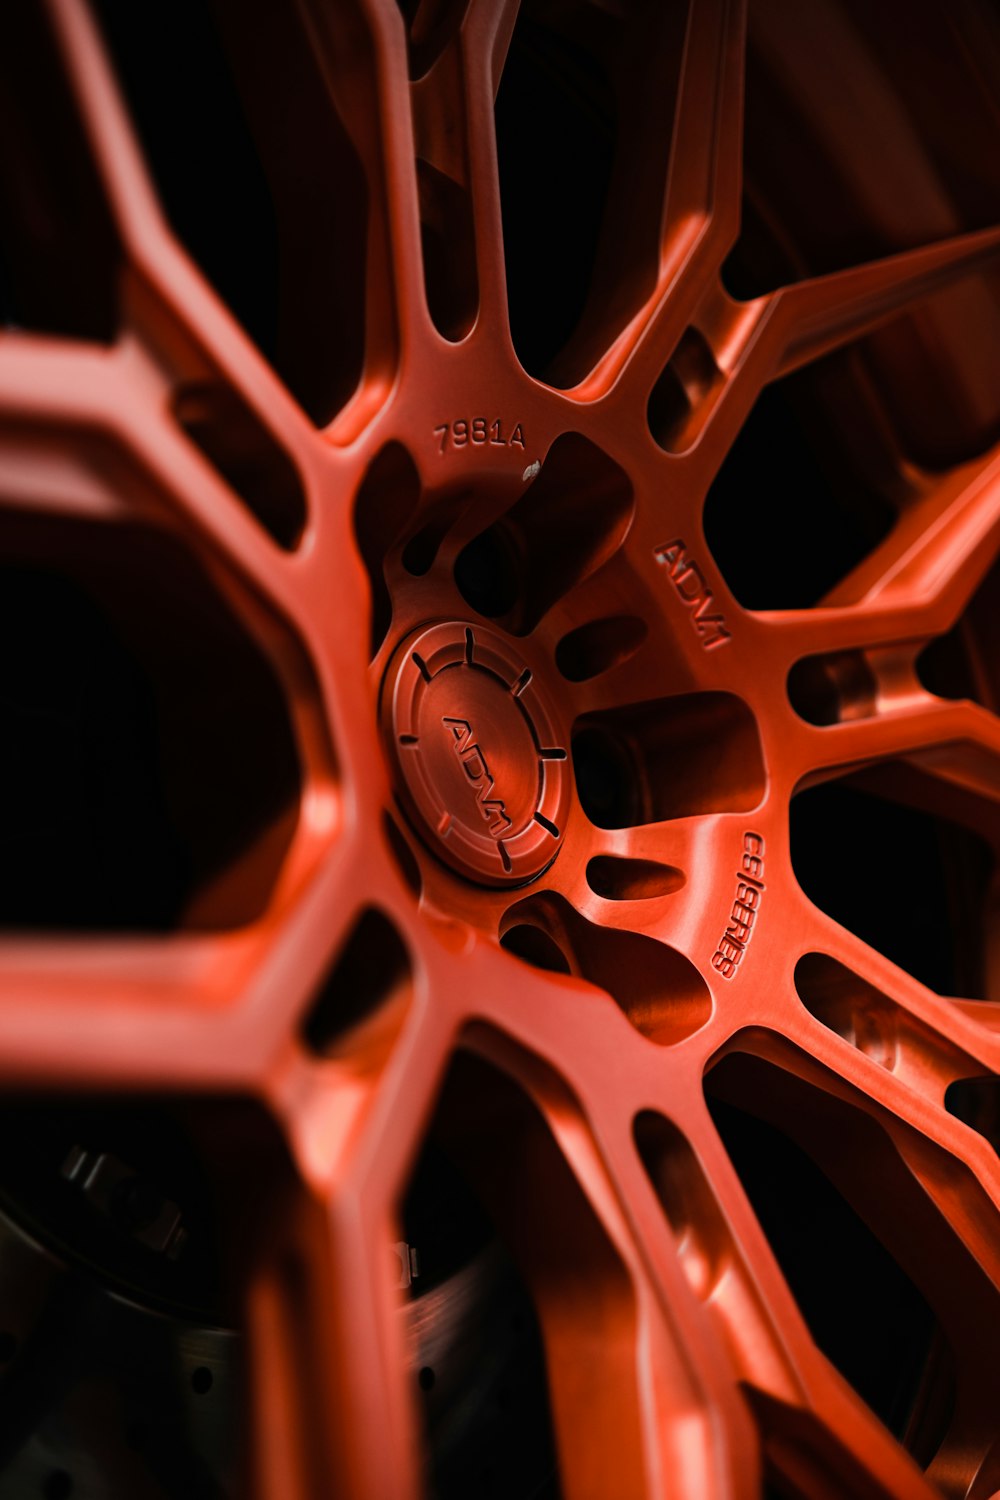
[381,622,570,886]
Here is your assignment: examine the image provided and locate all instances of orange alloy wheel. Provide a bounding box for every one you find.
[5,1,1000,1497]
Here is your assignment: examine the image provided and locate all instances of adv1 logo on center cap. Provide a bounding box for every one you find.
[443,717,513,839]
[381,620,570,887]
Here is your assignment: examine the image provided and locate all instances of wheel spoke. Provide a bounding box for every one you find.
[759,597,952,671]
[458,1019,746,1500]
[745,1008,1000,1488]
[464,0,520,343]
[249,986,463,1500]
[0,935,259,1088]
[772,226,1000,380]
[792,898,1000,1067]
[789,691,1000,827]
[698,1017,981,1499]
[656,228,1000,496]
[0,813,388,1094]
[297,0,431,411]
[406,0,519,347]
[0,334,123,442]
[907,721,1000,826]
[787,999,1000,1232]
[45,0,325,465]
[0,334,136,522]
[790,1378,940,1500]
[790,693,965,782]
[757,446,1000,683]
[824,446,1000,613]
[244,1178,420,1500]
[599,0,748,400]
[674,1088,940,1500]
[777,957,997,1132]
[0,332,331,646]
[664,0,747,269]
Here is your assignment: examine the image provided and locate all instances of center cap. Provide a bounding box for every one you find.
[382,622,570,886]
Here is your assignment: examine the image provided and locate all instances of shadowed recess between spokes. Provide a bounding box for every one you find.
[501,892,710,1045]
[0,517,300,933]
[704,1050,1000,1475]
[402,1046,647,1499]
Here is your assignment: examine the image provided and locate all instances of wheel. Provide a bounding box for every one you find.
[2,0,1000,1496]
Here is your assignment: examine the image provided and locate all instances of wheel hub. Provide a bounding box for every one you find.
[381,621,569,887]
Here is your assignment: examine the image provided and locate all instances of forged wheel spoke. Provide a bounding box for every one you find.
[299,0,429,395]
[603,0,748,400]
[661,1101,940,1500]
[790,694,1000,837]
[0,937,258,1088]
[697,1023,977,1500]
[106,365,312,610]
[771,964,1000,1173]
[661,228,1000,493]
[409,0,519,345]
[0,334,125,436]
[463,0,520,342]
[823,447,1000,614]
[244,1185,420,1500]
[46,0,324,465]
[761,439,1000,668]
[772,226,1000,380]
[761,601,951,670]
[796,1379,941,1500]
[457,1019,736,1500]
[744,1021,1000,1484]
[793,901,1000,1074]
[0,331,308,617]
[0,335,345,819]
[791,695,973,782]
[907,719,1000,821]
[788,1001,1000,1236]
[663,0,747,269]
[245,991,461,1496]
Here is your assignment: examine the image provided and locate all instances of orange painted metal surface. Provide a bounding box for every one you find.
[381,620,570,885]
[3,0,1000,1496]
